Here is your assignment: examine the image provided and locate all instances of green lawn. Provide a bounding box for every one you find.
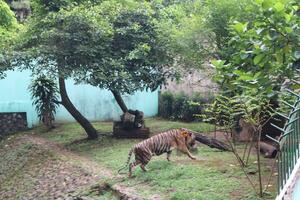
[33,118,275,200]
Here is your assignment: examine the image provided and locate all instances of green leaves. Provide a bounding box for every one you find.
[214,0,300,101]
[294,51,300,60]
[9,0,174,95]
[232,22,248,33]
[28,75,60,127]
[203,93,273,131]
[253,54,265,65]
[0,0,17,28]
[0,0,24,78]
[274,2,285,12]
[262,0,275,9]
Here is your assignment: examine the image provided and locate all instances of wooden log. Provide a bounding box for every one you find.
[113,122,150,138]
[186,129,231,151]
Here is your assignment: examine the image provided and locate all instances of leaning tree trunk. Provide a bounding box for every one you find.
[59,77,98,139]
[111,90,146,130]
[111,90,128,113]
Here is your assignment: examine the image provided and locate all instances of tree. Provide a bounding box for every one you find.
[3,0,104,139]
[209,0,299,197]
[153,0,211,68]
[75,1,174,116]
[4,0,176,137]
[29,1,176,117]
[150,0,259,69]
[204,0,258,59]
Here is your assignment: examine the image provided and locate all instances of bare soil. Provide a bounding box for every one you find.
[0,135,148,200]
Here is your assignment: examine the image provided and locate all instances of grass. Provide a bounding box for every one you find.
[32,118,276,200]
[36,118,214,144]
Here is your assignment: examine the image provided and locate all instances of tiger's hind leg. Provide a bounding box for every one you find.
[135,147,152,173]
[140,154,151,172]
[140,163,148,172]
[129,160,140,177]
[167,150,172,161]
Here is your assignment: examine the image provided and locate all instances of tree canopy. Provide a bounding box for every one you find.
[0,0,22,78]
[0,0,20,50]
[12,0,174,95]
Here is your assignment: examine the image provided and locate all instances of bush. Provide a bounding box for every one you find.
[172,92,187,120]
[158,91,214,122]
[28,75,60,129]
[158,91,174,118]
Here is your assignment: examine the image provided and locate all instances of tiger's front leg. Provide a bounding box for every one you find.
[179,145,196,160]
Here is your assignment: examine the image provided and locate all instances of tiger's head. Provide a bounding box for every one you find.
[180,128,196,148]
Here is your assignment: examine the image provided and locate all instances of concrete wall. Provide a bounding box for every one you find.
[162,67,218,97]
[0,70,158,127]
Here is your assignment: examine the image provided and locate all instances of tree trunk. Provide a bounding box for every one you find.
[256,127,263,197]
[111,90,128,113]
[58,77,98,139]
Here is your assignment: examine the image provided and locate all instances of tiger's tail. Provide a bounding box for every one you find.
[118,148,134,174]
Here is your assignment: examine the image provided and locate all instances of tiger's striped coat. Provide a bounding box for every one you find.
[124,128,196,177]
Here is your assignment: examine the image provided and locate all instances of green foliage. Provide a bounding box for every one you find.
[158,91,174,118]
[30,0,101,16]
[82,2,174,93]
[0,0,21,50]
[10,0,30,10]
[203,94,274,132]
[213,0,300,99]
[0,0,23,78]
[28,75,60,128]
[155,0,210,67]
[153,0,258,67]
[205,0,258,59]
[34,0,72,12]
[13,3,112,79]
[0,0,17,28]
[159,92,214,122]
[9,0,174,95]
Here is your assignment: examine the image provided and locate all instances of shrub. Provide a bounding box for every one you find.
[171,92,187,120]
[28,75,60,129]
[158,91,174,118]
[158,91,215,122]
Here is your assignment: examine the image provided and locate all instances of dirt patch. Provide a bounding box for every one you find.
[0,134,155,200]
[25,135,113,177]
[0,136,102,200]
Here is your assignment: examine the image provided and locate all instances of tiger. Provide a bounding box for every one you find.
[118,128,197,177]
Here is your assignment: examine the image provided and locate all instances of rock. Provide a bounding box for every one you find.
[0,112,28,138]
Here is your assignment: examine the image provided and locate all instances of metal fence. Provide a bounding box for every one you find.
[273,90,300,199]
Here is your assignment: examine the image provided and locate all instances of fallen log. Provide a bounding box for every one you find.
[186,129,231,151]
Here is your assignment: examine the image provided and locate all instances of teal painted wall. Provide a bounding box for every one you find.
[0,70,158,127]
